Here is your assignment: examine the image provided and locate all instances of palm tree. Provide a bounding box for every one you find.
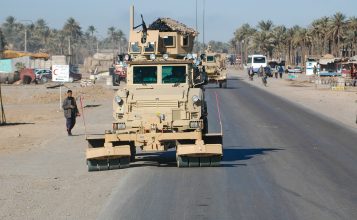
[272,25,287,60]
[346,16,357,56]
[0,28,6,56]
[63,17,83,62]
[257,20,274,32]
[329,12,347,56]
[2,16,16,47]
[87,25,96,37]
[234,23,256,62]
[107,26,115,47]
[254,20,275,58]
[33,19,50,51]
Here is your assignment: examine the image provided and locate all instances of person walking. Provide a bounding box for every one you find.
[258,65,264,78]
[62,90,80,136]
[278,65,284,79]
[258,65,267,86]
[249,66,254,81]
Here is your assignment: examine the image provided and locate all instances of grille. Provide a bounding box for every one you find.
[134,100,179,108]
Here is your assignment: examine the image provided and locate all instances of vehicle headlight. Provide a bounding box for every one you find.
[192,95,200,103]
[189,121,201,128]
[113,122,126,130]
[186,53,193,60]
[115,96,123,105]
[150,54,156,60]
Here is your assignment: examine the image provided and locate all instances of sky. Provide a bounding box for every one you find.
[1,0,357,43]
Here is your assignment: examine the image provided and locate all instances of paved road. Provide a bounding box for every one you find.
[97,74,357,220]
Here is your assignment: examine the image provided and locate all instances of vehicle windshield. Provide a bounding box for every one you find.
[207,56,215,62]
[133,66,157,84]
[254,57,266,63]
[162,66,186,84]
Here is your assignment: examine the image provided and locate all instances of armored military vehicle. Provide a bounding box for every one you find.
[85,7,223,171]
[201,46,227,88]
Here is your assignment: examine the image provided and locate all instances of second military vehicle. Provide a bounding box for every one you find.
[201,46,227,88]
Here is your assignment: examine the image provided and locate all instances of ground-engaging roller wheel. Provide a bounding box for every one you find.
[176,156,222,168]
[177,156,189,167]
[210,156,221,167]
[130,143,136,162]
[87,157,131,172]
[87,159,99,172]
[199,157,211,167]
[109,158,120,170]
[188,157,200,167]
[119,157,130,169]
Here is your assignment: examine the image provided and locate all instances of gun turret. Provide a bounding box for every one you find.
[134,14,147,44]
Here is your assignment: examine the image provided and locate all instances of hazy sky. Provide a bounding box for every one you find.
[1,0,357,42]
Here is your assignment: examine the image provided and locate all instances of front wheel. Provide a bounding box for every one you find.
[41,76,48,84]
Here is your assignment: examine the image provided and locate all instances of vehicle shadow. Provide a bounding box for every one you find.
[221,147,283,167]
[0,122,35,126]
[129,146,282,168]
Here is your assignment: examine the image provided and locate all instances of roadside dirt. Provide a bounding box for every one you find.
[0,80,124,220]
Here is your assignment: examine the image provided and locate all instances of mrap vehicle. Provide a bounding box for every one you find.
[85,7,223,171]
[201,45,227,88]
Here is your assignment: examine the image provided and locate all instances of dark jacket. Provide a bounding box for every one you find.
[62,97,79,119]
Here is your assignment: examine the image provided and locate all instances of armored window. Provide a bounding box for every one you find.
[130,42,141,53]
[162,66,186,84]
[182,35,189,47]
[163,36,175,47]
[133,66,157,84]
[206,56,215,62]
[144,42,155,53]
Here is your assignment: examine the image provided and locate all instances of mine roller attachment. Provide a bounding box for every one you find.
[176,133,223,167]
[86,136,132,172]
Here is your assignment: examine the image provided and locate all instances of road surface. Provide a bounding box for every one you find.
[97,74,357,220]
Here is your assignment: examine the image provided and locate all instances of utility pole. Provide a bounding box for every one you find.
[202,0,205,51]
[24,27,27,52]
[20,20,33,52]
[195,0,198,32]
[68,36,71,65]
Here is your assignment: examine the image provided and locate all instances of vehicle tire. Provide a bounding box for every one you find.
[23,76,31,84]
[202,117,208,134]
[222,81,227,88]
[41,76,48,84]
[130,142,136,162]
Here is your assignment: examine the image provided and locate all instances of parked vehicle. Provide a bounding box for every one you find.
[20,68,36,84]
[34,69,52,83]
[305,58,319,75]
[247,55,267,73]
[287,66,303,73]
